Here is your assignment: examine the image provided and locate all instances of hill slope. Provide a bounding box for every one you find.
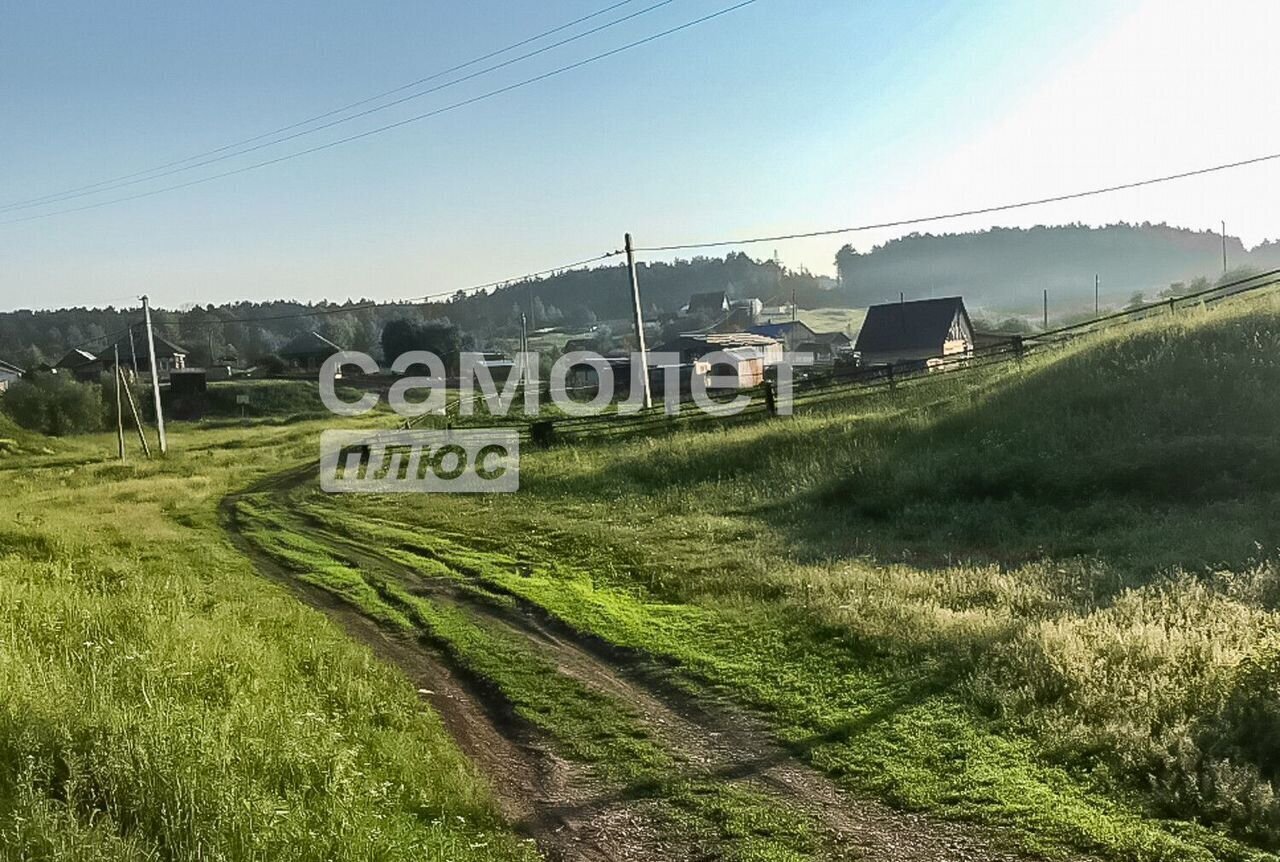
[304,291,1280,859]
[836,222,1261,311]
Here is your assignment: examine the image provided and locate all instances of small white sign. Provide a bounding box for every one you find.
[235,394,250,405]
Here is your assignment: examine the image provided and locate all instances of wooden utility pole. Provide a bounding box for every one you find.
[1222,221,1228,273]
[624,233,653,410]
[1094,274,1100,315]
[119,367,151,457]
[1043,289,1048,330]
[127,326,139,378]
[113,346,125,460]
[141,295,167,454]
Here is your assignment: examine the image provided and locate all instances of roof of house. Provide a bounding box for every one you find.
[854,297,971,355]
[667,331,781,349]
[0,358,26,375]
[748,321,817,341]
[811,331,852,345]
[687,291,729,313]
[55,348,98,368]
[279,331,342,358]
[105,327,189,360]
[707,306,758,333]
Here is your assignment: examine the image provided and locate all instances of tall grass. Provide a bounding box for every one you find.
[325,294,1280,856]
[0,425,533,861]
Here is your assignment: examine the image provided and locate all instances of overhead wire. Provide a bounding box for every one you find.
[0,0,758,226]
[632,150,1280,252]
[0,0,677,216]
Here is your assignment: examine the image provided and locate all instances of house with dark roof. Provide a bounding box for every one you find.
[794,332,855,369]
[854,297,974,368]
[104,327,189,378]
[54,348,102,381]
[279,331,343,371]
[685,291,730,315]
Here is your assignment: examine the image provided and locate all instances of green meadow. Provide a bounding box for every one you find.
[4,292,1280,859]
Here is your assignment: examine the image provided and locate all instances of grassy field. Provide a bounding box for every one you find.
[797,307,866,336]
[0,417,537,861]
[5,293,1280,860]
[260,294,1280,860]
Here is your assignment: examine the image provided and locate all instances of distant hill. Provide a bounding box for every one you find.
[835,223,1263,312]
[3,224,1278,364]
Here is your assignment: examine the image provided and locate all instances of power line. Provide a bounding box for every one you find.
[632,150,1280,252]
[1,1,756,226]
[0,0,676,216]
[0,0,646,213]
[148,249,624,330]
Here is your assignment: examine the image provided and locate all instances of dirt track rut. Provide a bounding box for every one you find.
[224,475,1052,862]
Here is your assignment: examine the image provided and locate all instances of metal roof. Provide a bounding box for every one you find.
[854,297,970,354]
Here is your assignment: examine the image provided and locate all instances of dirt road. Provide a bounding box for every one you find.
[223,472,1049,862]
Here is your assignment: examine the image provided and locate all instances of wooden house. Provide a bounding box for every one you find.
[854,297,973,368]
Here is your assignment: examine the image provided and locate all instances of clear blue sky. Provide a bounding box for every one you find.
[2,0,1275,311]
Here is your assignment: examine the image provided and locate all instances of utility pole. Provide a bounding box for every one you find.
[624,233,653,410]
[141,295,167,454]
[119,368,151,458]
[1095,274,1100,315]
[113,345,125,460]
[1222,220,1228,273]
[127,326,139,378]
[520,312,528,358]
[1043,289,1049,330]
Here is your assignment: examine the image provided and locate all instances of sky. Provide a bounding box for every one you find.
[1,0,1278,311]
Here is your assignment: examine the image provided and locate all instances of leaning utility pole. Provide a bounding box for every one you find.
[1222,221,1229,273]
[119,367,151,458]
[624,233,653,410]
[141,295,167,454]
[127,326,139,378]
[113,345,125,460]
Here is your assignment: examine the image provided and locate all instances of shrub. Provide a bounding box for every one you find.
[2,374,103,436]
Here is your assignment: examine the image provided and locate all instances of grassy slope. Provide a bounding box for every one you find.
[796,307,866,337]
[0,421,535,861]
[310,295,1280,861]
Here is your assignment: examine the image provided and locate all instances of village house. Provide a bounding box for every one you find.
[54,348,102,382]
[656,332,783,389]
[278,331,343,372]
[795,331,856,370]
[854,296,974,369]
[0,358,23,392]
[684,291,730,315]
[105,329,189,379]
[748,320,818,351]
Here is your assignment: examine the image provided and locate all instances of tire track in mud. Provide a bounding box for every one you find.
[224,471,1056,862]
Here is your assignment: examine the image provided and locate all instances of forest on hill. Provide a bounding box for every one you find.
[837,223,1277,311]
[2,223,1277,367]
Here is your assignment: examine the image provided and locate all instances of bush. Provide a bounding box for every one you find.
[2,374,103,436]
[256,354,288,375]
